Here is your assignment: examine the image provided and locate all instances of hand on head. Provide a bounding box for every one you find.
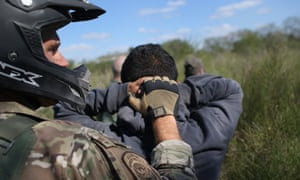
[128,76,179,118]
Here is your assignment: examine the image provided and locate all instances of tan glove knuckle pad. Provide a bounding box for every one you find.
[145,90,178,116]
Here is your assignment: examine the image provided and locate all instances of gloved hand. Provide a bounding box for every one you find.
[129,76,179,119]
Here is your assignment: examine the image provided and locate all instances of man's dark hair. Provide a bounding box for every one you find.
[121,44,178,82]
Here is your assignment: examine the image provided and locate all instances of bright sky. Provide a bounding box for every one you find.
[58,0,300,61]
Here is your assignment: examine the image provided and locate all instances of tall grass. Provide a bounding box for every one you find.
[218,40,300,180]
[86,60,114,88]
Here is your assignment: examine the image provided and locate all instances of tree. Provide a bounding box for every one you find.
[283,16,300,39]
[162,39,195,61]
[232,30,264,54]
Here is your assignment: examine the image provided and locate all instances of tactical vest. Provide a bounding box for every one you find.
[0,103,161,180]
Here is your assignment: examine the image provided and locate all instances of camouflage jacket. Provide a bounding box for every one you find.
[0,101,161,179]
[0,101,196,180]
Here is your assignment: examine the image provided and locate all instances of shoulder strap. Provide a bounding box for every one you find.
[0,113,38,180]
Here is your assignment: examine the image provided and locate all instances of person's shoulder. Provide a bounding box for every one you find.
[184,74,221,84]
[0,101,44,118]
[184,74,241,88]
[32,120,125,148]
[31,120,105,162]
[32,120,85,139]
[24,120,117,179]
[184,74,223,82]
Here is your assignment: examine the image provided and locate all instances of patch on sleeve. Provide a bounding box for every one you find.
[122,152,160,179]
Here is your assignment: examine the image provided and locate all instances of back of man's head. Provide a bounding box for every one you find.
[184,56,205,78]
[121,44,178,82]
[112,55,126,82]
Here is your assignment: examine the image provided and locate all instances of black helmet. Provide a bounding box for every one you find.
[0,0,105,107]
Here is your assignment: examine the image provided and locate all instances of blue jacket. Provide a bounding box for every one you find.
[54,74,243,180]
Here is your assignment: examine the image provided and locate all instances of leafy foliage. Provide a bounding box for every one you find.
[162,39,196,60]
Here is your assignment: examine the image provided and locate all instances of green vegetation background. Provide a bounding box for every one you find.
[38,17,300,179]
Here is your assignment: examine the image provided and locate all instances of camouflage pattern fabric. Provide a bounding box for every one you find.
[22,120,161,179]
[151,140,194,169]
[0,102,161,180]
[151,140,196,180]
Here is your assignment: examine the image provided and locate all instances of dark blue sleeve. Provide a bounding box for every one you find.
[84,82,129,115]
[179,74,243,179]
[187,75,243,138]
[53,83,129,137]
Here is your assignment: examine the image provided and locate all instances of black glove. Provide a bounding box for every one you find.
[129,76,179,119]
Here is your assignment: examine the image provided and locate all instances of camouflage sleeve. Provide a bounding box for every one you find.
[151,140,197,180]
[20,120,116,179]
[20,120,163,180]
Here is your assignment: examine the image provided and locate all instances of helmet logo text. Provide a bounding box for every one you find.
[0,61,42,87]
[21,0,33,7]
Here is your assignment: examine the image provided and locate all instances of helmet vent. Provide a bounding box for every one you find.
[19,26,44,59]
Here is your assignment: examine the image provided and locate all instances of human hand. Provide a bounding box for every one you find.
[129,76,179,119]
[128,77,144,95]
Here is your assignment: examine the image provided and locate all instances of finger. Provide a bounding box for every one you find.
[142,76,154,82]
